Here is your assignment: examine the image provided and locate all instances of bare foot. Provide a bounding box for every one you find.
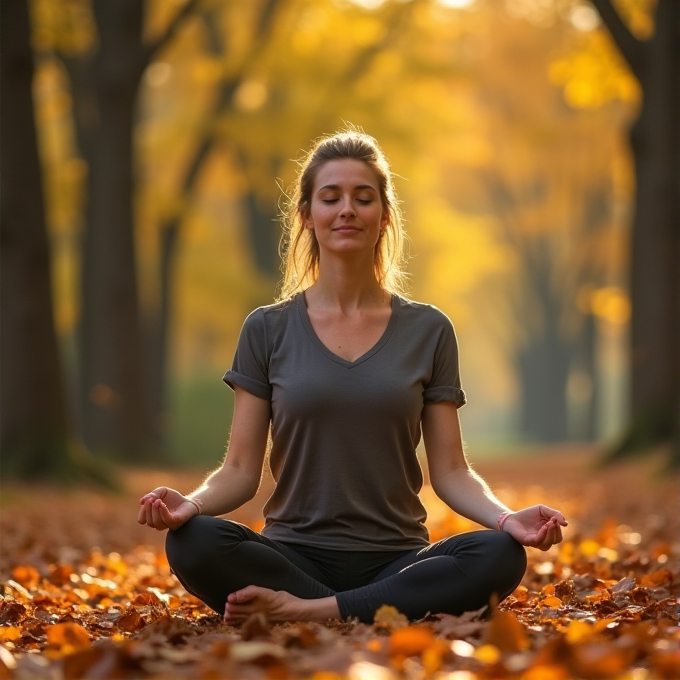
[223,586,340,623]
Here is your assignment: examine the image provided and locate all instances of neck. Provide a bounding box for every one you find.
[306,253,387,312]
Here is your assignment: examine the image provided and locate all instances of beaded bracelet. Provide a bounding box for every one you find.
[497,512,511,531]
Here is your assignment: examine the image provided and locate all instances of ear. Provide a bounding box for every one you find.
[300,205,313,230]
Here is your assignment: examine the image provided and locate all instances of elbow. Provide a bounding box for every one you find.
[429,477,449,503]
[243,482,259,502]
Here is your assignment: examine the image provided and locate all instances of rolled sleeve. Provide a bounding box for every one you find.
[423,314,466,408]
[423,385,467,407]
[222,308,272,401]
[223,369,272,400]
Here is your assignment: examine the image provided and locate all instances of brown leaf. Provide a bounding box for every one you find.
[568,639,638,679]
[610,576,636,593]
[283,623,319,648]
[116,607,144,633]
[240,611,270,640]
[0,602,26,626]
[137,614,195,644]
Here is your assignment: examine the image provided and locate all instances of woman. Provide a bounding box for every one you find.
[139,129,567,624]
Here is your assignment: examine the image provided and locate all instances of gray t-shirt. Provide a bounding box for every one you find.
[223,293,466,551]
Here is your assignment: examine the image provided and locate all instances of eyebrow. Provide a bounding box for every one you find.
[317,184,378,193]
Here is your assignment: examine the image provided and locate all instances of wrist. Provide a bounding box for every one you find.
[497,511,512,531]
[187,497,203,516]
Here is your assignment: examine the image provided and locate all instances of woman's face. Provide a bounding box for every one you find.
[305,159,388,259]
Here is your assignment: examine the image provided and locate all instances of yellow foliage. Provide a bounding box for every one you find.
[29,0,634,443]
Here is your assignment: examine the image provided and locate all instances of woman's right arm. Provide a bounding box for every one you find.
[138,385,271,531]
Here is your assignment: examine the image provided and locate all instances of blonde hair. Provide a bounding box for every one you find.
[277,128,408,301]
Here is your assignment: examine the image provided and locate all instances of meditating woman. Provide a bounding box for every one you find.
[138,129,567,624]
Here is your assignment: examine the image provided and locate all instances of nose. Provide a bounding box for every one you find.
[340,199,356,217]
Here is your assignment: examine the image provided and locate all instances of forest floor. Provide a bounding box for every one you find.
[0,446,678,679]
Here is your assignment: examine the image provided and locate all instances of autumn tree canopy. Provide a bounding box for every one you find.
[2,0,674,476]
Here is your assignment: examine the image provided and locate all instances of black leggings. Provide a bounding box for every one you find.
[165,516,527,623]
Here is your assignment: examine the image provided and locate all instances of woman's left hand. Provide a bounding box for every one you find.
[502,505,568,551]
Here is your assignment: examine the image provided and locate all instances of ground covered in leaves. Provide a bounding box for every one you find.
[1,448,679,679]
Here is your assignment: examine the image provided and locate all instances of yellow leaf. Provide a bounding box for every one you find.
[475,644,500,664]
[373,605,408,631]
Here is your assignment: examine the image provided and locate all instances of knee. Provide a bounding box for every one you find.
[487,530,527,593]
[165,516,211,576]
[165,516,243,580]
[456,530,527,588]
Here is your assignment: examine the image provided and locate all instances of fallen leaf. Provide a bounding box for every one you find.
[484,611,529,653]
[373,605,408,631]
[389,626,435,657]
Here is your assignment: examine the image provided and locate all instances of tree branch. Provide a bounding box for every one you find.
[589,0,647,81]
[145,0,201,64]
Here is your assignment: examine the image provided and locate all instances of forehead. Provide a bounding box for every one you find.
[313,158,380,191]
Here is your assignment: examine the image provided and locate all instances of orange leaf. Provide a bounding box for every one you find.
[512,585,529,602]
[522,663,569,680]
[389,626,435,657]
[0,627,21,642]
[639,569,672,588]
[46,622,91,651]
[484,611,529,653]
[11,565,41,588]
[541,596,563,608]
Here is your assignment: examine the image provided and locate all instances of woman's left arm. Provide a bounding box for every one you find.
[422,401,567,551]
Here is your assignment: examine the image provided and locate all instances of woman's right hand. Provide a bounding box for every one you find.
[138,487,199,531]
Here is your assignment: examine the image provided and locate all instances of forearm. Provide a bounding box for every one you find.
[432,465,511,530]
[188,461,260,517]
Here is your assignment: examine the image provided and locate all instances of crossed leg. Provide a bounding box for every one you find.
[166,516,527,624]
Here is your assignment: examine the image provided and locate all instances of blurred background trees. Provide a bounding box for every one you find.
[1,0,676,478]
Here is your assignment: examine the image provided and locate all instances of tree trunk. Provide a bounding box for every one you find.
[627,3,680,448]
[78,0,155,460]
[1,0,75,478]
[592,0,680,465]
[244,189,281,277]
[517,338,572,443]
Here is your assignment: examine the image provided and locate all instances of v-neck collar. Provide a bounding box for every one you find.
[297,292,400,368]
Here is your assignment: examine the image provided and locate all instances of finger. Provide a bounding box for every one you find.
[142,498,157,528]
[542,506,568,526]
[141,498,157,526]
[540,523,561,549]
[150,499,169,530]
